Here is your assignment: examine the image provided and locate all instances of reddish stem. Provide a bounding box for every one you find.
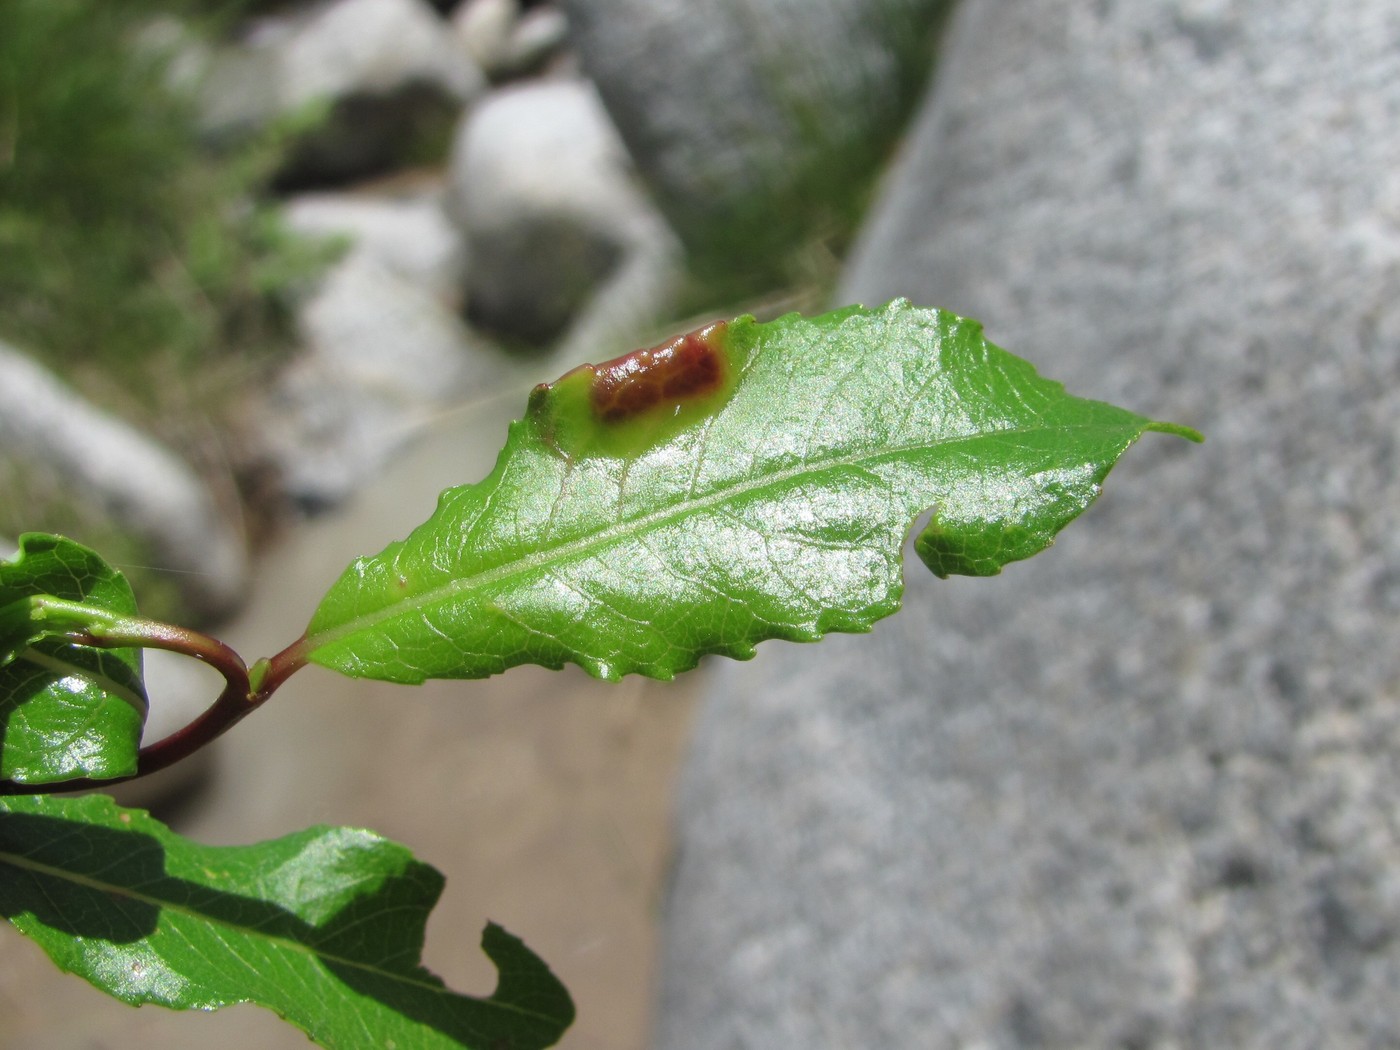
[0,618,306,796]
[248,632,314,703]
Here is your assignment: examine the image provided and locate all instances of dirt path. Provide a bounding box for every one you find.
[0,401,701,1050]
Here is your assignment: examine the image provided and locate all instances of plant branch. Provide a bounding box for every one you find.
[0,612,308,796]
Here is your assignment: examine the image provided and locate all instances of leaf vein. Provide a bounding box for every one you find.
[309,421,1141,658]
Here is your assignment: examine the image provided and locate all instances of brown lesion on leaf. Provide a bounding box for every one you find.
[527,320,737,460]
[588,321,728,422]
[532,322,729,422]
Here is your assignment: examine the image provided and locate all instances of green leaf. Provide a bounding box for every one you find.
[0,793,574,1050]
[304,300,1198,683]
[0,533,146,783]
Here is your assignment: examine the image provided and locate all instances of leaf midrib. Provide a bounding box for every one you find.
[306,419,1144,656]
[0,845,550,1022]
[17,647,148,717]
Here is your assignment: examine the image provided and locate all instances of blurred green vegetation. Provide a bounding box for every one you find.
[0,0,327,407]
[0,0,334,618]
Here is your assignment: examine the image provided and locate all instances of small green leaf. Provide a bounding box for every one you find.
[304,301,1198,683]
[0,793,574,1050]
[0,534,146,783]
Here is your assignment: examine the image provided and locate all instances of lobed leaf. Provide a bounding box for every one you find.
[0,533,146,783]
[0,793,574,1049]
[303,301,1198,683]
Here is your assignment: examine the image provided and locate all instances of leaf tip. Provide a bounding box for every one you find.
[1147,420,1204,443]
[480,921,576,1032]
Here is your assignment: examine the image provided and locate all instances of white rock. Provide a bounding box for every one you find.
[453,0,570,80]
[447,78,681,352]
[281,184,468,304]
[453,0,517,72]
[506,5,570,73]
[280,0,480,108]
[259,248,516,510]
[298,248,472,403]
[201,0,485,182]
[0,340,248,621]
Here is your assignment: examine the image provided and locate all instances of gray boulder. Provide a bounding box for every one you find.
[658,3,1400,1048]
[0,340,248,622]
[447,78,681,355]
[561,0,951,284]
[201,0,484,185]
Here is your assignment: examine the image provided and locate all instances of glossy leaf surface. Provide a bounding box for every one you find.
[305,301,1197,683]
[0,793,574,1049]
[0,534,145,783]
